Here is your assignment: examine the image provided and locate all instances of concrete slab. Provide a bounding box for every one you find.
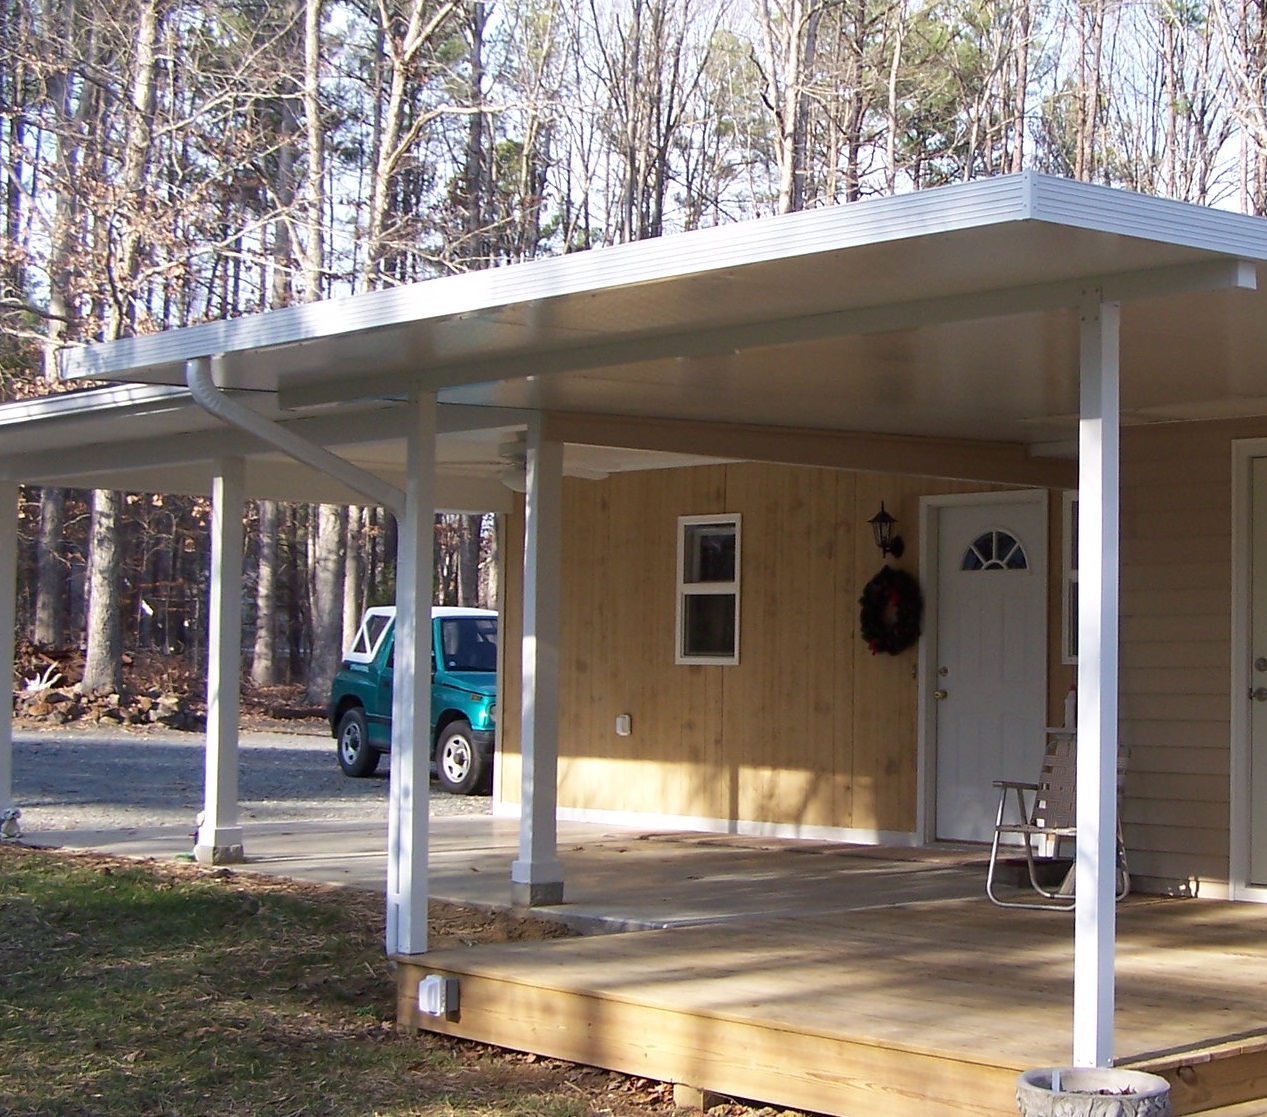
[19,815,990,932]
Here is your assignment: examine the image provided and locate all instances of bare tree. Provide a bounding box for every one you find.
[306,502,345,704]
[250,500,281,686]
[756,0,828,213]
[81,489,123,694]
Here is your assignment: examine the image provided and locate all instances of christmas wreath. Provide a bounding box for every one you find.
[858,565,923,656]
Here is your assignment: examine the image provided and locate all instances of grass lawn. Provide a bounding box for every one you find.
[0,844,738,1117]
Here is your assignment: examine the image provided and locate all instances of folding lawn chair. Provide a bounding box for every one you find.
[985,729,1130,910]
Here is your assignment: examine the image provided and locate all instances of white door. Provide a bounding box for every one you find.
[1248,458,1267,884]
[934,496,1048,843]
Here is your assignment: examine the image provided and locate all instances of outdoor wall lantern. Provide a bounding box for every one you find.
[868,502,904,559]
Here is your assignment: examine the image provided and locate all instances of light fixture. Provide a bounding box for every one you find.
[868,502,904,559]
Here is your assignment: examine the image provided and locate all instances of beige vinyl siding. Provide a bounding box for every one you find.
[500,460,1000,836]
[1118,420,1241,888]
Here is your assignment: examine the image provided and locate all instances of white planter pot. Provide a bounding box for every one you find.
[1016,1068,1172,1117]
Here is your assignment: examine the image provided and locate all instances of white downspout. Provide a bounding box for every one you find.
[185,356,404,517]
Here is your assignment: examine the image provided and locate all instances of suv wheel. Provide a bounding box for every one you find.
[436,720,487,795]
[336,708,379,777]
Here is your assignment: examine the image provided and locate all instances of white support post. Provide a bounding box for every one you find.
[386,392,435,957]
[511,415,564,907]
[1074,294,1120,1068]
[0,483,16,819]
[195,458,246,864]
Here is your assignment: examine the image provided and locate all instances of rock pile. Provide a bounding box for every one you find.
[14,683,205,731]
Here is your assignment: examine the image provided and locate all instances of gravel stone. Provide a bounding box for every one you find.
[10,721,492,834]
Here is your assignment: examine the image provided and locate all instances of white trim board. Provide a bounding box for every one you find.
[1231,439,1267,901]
[917,488,1051,846]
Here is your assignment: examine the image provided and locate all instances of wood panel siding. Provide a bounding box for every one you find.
[500,460,1004,838]
[496,414,1262,886]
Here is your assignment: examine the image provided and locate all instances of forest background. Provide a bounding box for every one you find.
[1,0,1263,707]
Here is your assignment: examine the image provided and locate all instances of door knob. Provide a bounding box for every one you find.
[934,689,948,700]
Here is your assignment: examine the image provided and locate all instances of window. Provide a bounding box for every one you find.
[961,530,1029,571]
[676,515,741,665]
[346,609,394,662]
[1062,492,1078,664]
[439,615,499,671]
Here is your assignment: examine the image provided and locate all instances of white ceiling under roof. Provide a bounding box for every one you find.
[5,171,1267,501]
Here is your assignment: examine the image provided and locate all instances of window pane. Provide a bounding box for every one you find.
[1068,582,1079,659]
[683,593,736,657]
[684,523,736,583]
[439,616,499,671]
[365,614,391,647]
[962,530,1028,572]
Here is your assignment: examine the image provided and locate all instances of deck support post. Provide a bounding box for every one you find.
[195,457,245,865]
[1074,293,1120,1068]
[512,414,565,907]
[0,483,15,820]
[387,391,436,956]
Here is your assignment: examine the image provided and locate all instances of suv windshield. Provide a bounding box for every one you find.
[438,616,498,672]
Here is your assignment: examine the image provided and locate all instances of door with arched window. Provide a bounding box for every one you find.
[933,494,1049,843]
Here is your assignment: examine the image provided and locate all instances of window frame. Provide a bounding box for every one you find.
[1062,491,1079,664]
[675,513,741,666]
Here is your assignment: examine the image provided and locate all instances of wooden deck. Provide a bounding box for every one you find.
[398,894,1267,1117]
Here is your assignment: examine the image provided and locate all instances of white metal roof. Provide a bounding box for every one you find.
[7,171,1267,498]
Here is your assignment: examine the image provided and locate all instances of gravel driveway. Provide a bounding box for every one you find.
[10,721,491,834]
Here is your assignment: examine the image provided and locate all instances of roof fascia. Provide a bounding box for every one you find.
[0,384,191,429]
[0,385,526,440]
[1029,174,1267,257]
[60,175,1046,384]
[283,256,1256,410]
[0,456,513,512]
[0,397,529,482]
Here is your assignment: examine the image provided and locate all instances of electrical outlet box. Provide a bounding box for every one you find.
[615,714,632,736]
[418,974,460,1019]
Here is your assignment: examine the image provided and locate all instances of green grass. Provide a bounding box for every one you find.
[0,845,681,1117]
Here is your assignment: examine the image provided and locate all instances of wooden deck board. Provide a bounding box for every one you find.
[399,894,1267,1117]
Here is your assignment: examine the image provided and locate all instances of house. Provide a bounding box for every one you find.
[4,172,1267,1077]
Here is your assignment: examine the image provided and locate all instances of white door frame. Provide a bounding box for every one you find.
[1230,438,1267,901]
[916,488,1050,845]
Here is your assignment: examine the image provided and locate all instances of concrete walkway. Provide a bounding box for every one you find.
[21,815,991,932]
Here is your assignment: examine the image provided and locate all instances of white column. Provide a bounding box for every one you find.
[1074,294,1120,1068]
[196,458,246,864]
[0,483,16,818]
[386,391,435,956]
[511,415,564,906]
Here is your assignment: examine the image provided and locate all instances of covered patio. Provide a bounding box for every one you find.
[4,171,1267,1104]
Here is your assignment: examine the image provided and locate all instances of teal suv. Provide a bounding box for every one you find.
[328,606,498,795]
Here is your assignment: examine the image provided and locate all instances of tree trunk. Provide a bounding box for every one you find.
[484,513,500,609]
[285,505,306,681]
[33,487,66,648]
[303,0,326,299]
[250,499,280,686]
[108,0,161,339]
[342,504,362,649]
[457,513,482,607]
[306,503,344,703]
[82,488,123,696]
